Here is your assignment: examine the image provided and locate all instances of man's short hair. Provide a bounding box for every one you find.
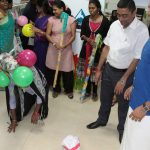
[8,0,12,3]
[117,0,136,13]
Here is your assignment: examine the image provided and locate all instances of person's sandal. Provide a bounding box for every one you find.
[68,93,74,99]
[82,93,91,100]
[8,120,18,133]
[52,91,59,98]
[31,111,40,124]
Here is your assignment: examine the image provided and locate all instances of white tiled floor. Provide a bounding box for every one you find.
[0,91,120,150]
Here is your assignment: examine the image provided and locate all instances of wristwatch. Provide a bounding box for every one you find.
[119,79,126,85]
[143,102,150,113]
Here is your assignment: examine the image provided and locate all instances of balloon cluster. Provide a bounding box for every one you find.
[17,15,28,26]
[0,15,37,88]
[22,23,34,37]
[17,49,37,67]
[17,15,34,37]
[0,49,37,88]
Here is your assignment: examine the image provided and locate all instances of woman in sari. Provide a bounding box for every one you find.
[33,0,53,77]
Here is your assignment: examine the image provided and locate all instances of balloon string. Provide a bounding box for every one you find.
[9,44,19,55]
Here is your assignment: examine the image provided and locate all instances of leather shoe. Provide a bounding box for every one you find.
[87,121,106,129]
[119,133,123,143]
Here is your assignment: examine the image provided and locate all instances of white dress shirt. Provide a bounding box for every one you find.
[104,17,149,69]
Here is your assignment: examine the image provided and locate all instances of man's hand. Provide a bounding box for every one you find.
[129,105,146,121]
[95,68,102,85]
[124,86,133,100]
[114,79,126,95]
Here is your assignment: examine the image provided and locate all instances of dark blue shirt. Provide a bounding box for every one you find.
[130,39,150,115]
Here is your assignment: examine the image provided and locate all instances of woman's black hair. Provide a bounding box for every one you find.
[52,0,66,11]
[65,7,71,16]
[117,0,136,13]
[43,0,53,15]
[52,0,72,15]
[36,0,43,7]
[37,0,53,15]
[89,0,102,15]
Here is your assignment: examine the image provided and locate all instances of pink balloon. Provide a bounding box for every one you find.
[17,16,28,26]
[17,49,37,67]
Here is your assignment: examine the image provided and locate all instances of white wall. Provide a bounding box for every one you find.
[105,0,149,13]
[63,0,105,17]
[134,0,149,8]
[62,0,106,55]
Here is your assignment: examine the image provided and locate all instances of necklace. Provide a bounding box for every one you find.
[90,15,103,23]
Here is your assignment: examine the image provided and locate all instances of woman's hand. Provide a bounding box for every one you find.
[32,26,44,35]
[54,43,66,50]
[81,35,86,40]
[8,120,18,133]
[89,39,96,48]
[81,35,96,48]
[32,26,38,32]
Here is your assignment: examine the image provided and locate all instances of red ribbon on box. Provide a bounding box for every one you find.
[63,143,80,150]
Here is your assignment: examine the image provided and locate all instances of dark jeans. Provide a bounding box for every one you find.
[97,63,134,134]
[46,68,74,94]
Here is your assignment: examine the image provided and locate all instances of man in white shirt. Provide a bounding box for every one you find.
[86,0,149,143]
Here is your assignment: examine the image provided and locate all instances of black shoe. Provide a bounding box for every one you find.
[87,121,106,129]
[119,133,123,143]
[68,93,74,99]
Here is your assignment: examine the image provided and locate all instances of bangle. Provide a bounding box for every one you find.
[86,38,90,42]
[41,31,44,35]
[143,102,150,113]
[96,67,101,72]
[64,45,67,48]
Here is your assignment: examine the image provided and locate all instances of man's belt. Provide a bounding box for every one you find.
[107,63,127,72]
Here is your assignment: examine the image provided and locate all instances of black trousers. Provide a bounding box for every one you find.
[86,77,97,95]
[46,68,74,94]
[97,63,134,134]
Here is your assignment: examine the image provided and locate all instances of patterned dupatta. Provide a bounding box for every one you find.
[84,21,101,77]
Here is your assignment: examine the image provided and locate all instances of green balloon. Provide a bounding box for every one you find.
[0,71,10,87]
[12,66,33,88]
